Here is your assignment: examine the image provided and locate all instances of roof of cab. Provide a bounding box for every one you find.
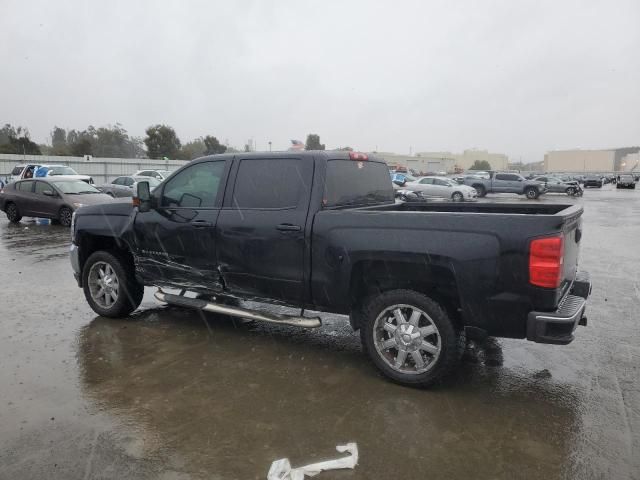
[190,150,384,165]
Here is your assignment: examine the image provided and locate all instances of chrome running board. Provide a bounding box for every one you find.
[154,289,322,328]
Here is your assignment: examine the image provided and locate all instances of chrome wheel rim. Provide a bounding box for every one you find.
[88,261,119,309]
[373,304,441,374]
[453,193,463,201]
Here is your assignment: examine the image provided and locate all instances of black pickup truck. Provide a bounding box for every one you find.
[70,151,591,387]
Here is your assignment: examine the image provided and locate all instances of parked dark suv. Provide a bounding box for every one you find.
[616,174,636,189]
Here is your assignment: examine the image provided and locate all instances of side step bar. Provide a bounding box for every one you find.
[154,289,322,328]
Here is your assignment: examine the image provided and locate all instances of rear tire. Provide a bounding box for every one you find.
[82,250,144,318]
[5,202,22,223]
[59,206,73,227]
[525,187,539,199]
[359,289,465,388]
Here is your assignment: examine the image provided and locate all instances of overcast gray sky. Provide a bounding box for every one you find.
[1,0,639,162]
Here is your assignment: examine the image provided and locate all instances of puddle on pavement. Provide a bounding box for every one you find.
[75,307,582,479]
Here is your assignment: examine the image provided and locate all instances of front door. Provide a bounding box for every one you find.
[216,156,313,306]
[132,159,229,290]
[33,180,62,217]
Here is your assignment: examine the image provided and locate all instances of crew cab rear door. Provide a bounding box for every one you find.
[216,156,313,305]
[132,159,229,289]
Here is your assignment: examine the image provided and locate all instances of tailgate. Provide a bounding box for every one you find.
[560,208,583,292]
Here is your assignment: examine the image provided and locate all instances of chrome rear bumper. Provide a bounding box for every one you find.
[527,272,591,345]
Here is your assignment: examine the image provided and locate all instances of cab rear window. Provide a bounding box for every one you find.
[323,160,394,207]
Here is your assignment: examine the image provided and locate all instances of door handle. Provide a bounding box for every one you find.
[192,220,214,228]
[276,223,301,231]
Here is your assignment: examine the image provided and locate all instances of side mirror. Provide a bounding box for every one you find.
[135,181,151,212]
[43,189,54,196]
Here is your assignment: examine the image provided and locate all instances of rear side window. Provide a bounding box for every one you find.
[161,161,225,208]
[112,177,125,185]
[419,178,434,184]
[11,166,23,176]
[124,177,135,187]
[495,174,510,181]
[324,160,394,207]
[17,181,34,192]
[232,159,303,209]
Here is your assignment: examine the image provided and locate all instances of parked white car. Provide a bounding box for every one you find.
[133,169,173,180]
[405,176,478,201]
[8,164,94,184]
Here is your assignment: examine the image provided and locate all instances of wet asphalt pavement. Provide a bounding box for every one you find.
[0,186,639,480]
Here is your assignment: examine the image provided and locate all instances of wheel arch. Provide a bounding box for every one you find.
[77,232,135,286]
[348,259,463,331]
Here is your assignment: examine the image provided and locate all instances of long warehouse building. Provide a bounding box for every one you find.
[544,147,640,172]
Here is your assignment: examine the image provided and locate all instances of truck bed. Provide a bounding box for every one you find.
[363,201,574,216]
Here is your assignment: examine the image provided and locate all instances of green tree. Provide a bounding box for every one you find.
[70,138,93,156]
[178,138,206,160]
[203,135,227,155]
[144,124,181,159]
[0,124,41,155]
[305,134,325,151]
[470,160,492,170]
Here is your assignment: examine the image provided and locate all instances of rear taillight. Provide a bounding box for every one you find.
[529,235,564,288]
[349,152,368,161]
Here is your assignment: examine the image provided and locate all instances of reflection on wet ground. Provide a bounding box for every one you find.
[0,187,639,479]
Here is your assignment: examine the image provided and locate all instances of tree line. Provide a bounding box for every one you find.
[0,123,230,160]
[1,123,346,160]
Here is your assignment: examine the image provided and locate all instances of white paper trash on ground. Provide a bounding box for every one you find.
[267,443,358,480]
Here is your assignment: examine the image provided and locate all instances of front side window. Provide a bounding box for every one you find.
[161,161,225,208]
[123,177,135,187]
[232,159,302,209]
[35,181,51,194]
[419,178,434,184]
[434,179,451,186]
[112,177,125,185]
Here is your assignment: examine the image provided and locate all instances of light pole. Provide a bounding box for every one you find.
[268,141,272,152]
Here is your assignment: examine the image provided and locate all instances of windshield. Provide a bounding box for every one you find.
[48,166,78,176]
[324,160,395,207]
[52,180,100,194]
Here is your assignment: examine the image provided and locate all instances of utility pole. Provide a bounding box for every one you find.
[268,141,272,152]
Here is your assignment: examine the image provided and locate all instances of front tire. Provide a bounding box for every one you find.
[474,185,486,197]
[566,187,575,196]
[5,202,22,223]
[360,289,464,388]
[451,192,464,202]
[82,250,144,318]
[59,206,73,227]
